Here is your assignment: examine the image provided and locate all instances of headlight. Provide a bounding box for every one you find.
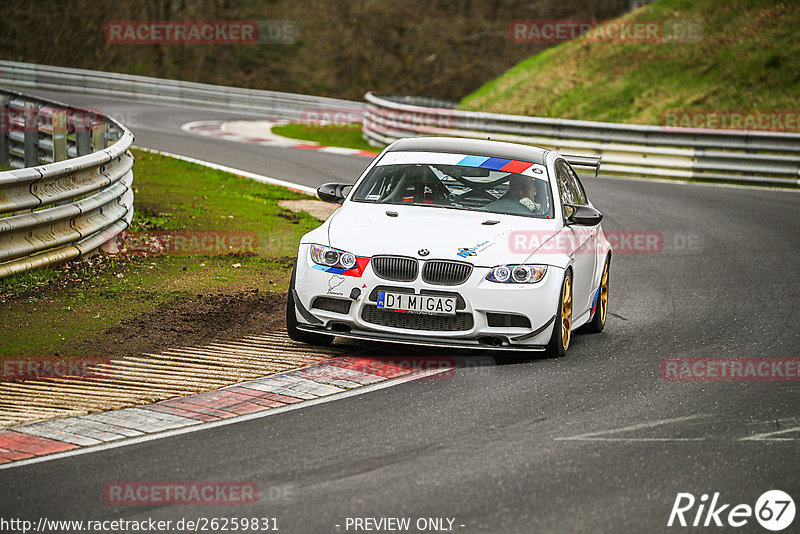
[310,244,358,270]
[340,252,357,269]
[486,264,547,284]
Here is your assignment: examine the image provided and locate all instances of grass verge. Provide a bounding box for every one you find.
[271,123,382,153]
[0,148,322,358]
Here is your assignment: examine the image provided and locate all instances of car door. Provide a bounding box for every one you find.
[556,159,596,318]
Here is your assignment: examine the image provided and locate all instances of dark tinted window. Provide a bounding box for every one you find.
[555,160,578,218]
[352,163,555,219]
[566,163,588,205]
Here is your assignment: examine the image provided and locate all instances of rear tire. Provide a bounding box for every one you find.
[584,255,610,334]
[286,262,333,346]
[544,270,572,358]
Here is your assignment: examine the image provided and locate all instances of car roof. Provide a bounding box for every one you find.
[387,137,549,165]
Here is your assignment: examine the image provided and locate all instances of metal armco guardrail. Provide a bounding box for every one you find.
[0,88,134,278]
[0,60,363,120]
[363,93,800,187]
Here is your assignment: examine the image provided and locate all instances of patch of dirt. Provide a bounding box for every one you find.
[278,199,338,221]
[277,211,302,224]
[78,290,288,360]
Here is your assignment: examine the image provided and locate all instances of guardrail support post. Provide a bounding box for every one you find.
[0,96,9,167]
[91,120,107,151]
[24,102,38,167]
[52,109,68,162]
[75,111,91,156]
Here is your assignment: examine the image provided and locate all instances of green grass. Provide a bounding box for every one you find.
[129,148,320,244]
[0,148,322,358]
[272,123,383,153]
[0,255,292,357]
[460,0,800,126]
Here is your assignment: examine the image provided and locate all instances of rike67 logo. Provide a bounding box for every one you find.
[668,490,795,531]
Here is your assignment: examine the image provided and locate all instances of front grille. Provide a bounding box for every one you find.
[422,260,473,286]
[486,312,531,328]
[311,297,351,314]
[361,305,474,331]
[372,256,418,282]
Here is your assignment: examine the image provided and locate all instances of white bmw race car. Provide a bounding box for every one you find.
[287,137,612,357]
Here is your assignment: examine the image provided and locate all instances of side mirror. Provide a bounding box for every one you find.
[565,204,603,226]
[317,183,352,204]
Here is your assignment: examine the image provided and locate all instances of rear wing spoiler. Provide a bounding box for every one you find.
[564,155,602,177]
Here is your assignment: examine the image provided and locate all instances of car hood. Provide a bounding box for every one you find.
[325,203,561,266]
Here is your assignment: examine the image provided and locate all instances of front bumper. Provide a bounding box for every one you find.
[292,245,563,350]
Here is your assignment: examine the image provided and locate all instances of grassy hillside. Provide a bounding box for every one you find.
[460,0,800,125]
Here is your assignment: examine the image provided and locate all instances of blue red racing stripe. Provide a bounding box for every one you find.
[456,155,489,167]
[456,155,536,174]
[479,157,512,170]
[589,288,600,319]
[312,257,370,277]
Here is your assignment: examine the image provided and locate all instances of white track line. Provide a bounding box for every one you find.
[554,414,708,442]
[134,146,317,196]
[739,426,800,441]
[0,368,448,471]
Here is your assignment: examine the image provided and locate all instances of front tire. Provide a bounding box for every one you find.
[545,270,572,358]
[286,263,333,346]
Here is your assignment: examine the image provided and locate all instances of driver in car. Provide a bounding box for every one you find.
[485,175,543,215]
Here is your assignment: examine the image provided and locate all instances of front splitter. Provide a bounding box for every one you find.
[297,325,546,352]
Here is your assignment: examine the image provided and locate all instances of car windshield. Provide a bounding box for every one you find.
[351,159,554,219]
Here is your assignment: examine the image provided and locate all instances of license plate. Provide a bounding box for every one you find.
[377,291,457,316]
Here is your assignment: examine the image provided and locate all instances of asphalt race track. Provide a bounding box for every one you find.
[2,89,799,533]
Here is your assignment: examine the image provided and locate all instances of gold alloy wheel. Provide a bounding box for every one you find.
[599,259,610,325]
[561,275,573,351]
